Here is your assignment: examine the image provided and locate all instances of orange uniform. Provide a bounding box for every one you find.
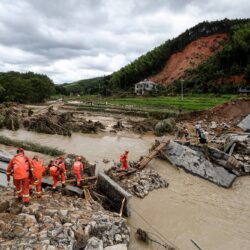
[72,160,84,186]
[49,159,66,189]
[30,159,45,196]
[6,152,32,203]
[119,152,129,171]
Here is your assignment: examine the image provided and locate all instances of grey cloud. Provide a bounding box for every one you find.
[0,0,249,83]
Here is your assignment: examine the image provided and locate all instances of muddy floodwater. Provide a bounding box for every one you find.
[1,129,250,250]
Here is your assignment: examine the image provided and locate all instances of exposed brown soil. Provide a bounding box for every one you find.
[150,34,228,85]
[187,99,250,125]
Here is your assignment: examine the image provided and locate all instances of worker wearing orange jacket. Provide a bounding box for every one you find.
[72,156,84,186]
[49,156,66,189]
[6,148,33,204]
[119,150,129,171]
[30,156,45,197]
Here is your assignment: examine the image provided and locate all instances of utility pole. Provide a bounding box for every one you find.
[181,79,184,101]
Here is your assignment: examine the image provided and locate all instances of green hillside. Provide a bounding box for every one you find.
[57,18,250,96]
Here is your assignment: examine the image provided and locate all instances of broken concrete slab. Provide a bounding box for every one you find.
[161,141,236,188]
[97,172,132,216]
[238,114,250,131]
[224,134,250,156]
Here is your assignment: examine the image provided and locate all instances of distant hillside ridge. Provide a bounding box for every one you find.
[59,18,250,95]
[108,18,250,93]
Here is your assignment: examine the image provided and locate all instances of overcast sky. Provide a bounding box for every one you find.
[0,0,249,83]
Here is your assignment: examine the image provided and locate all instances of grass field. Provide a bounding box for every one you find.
[62,94,237,111]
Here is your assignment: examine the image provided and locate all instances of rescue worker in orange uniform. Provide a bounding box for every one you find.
[119,150,129,171]
[30,155,45,197]
[6,148,33,205]
[72,156,84,186]
[49,156,66,189]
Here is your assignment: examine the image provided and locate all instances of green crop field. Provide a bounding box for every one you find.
[60,94,240,111]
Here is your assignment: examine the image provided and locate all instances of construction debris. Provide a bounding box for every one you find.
[238,114,250,131]
[85,211,130,248]
[160,141,237,188]
[0,178,131,250]
[97,173,132,216]
[119,168,169,198]
[129,119,158,134]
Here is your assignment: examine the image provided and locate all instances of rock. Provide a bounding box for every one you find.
[48,227,63,237]
[9,203,23,214]
[58,209,68,217]
[13,225,28,237]
[85,237,103,250]
[104,244,127,250]
[37,229,48,241]
[47,246,57,250]
[0,201,10,213]
[210,121,217,129]
[19,214,37,228]
[114,234,122,243]
[0,220,11,232]
[44,209,58,217]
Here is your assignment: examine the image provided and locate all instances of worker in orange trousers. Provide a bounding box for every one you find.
[49,156,66,189]
[6,148,33,205]
[72,156,84,186]
[119,150,129,171]
[30,155,45,197]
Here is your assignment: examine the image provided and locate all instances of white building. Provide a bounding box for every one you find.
[134,79,158,95]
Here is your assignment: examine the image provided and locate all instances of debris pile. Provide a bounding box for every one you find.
[85,211,130,248]
[119,168,168,198]
[155,118,175,136]
[0,187,130,250]
[224,133,250,172]
[238,114,250,132]
[23,109,72,136]
[129,119,158,134]
[159,140,244,187]
[0,104,22,131]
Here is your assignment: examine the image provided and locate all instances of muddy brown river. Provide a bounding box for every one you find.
[1,129,250,250]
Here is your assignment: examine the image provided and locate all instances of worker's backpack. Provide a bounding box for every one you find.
[12,155,29,178]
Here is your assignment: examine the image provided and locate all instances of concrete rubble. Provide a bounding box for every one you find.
[238,114,250,131]
[224,133,250,172]
[0,187,130,250]
[160,141,237,188]
[119,168,169,198]
[85,211,130,249]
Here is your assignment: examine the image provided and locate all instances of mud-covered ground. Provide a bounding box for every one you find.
[0,102,158,137]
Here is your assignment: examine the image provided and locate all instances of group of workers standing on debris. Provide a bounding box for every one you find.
[6,147,129,206]
[6,148,85,205]
[182,122,208,144]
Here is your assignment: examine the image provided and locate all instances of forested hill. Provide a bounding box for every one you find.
[109,18,250,92]
[0,71,54,103]
[59,18,250,95]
